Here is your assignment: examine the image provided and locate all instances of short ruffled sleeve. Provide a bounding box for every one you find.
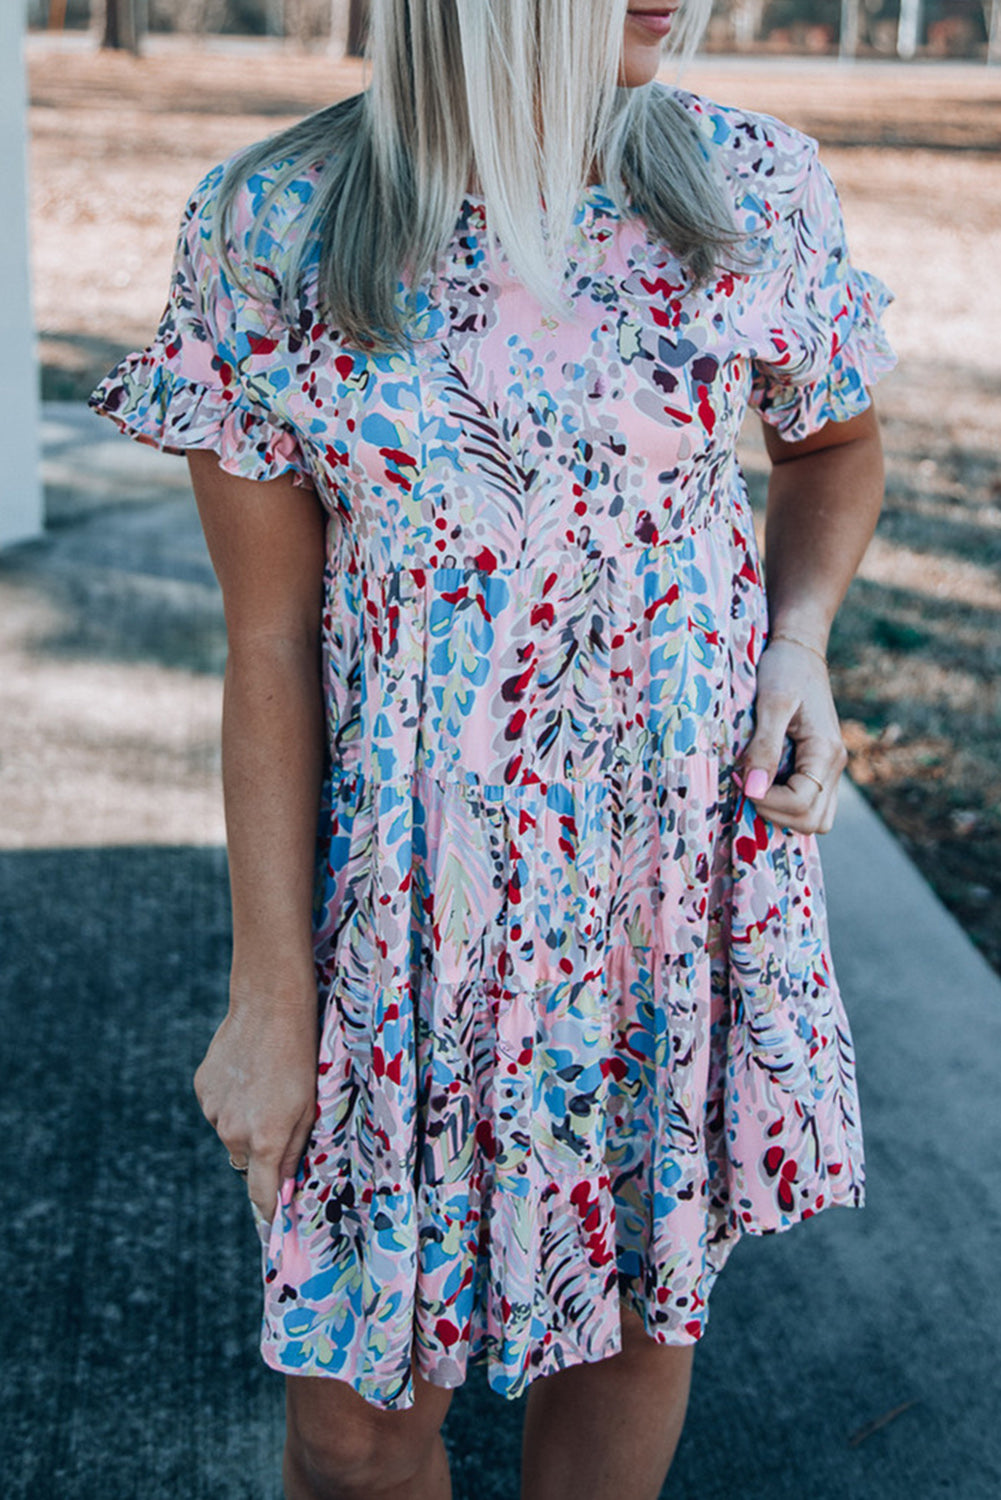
[88,166,314,488]
[742,141,896,442]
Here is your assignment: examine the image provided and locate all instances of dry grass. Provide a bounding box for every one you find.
[26,37,1001,969]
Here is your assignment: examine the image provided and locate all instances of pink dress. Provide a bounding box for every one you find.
[91,87,895,1411]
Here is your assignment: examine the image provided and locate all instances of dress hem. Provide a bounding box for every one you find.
[258,1188,865,1409]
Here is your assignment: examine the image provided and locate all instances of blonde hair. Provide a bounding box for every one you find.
[217,0,738,349]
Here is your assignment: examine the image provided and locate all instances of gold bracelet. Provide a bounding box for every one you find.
[768,631,829,666]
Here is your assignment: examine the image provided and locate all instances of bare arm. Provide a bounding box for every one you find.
[188,450,328,1220]
[741,402,885,833]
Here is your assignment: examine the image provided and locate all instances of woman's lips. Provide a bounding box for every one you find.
[627,9,677,38]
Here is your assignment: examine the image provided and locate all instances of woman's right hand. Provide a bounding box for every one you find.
[185,454,329,1227]
[194,994,319,1224]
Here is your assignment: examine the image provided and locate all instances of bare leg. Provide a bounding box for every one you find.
[284,1353,454,1500]
[520,1304,695,1500]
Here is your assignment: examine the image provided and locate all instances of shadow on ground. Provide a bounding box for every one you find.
[39,333,135,404]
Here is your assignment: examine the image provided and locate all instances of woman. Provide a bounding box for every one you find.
[91,2,895,1496]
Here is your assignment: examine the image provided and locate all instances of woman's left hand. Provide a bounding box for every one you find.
[740,636,848,835]
[744,403,884,836]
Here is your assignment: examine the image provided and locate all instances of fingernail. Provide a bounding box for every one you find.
[745,768,770,798]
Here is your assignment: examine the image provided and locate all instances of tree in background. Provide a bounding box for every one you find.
[897,0,922,54]
[93,0,146,51]
[989,0,1001,61]
[731,0,766,47]
[840,0,861,55]
[719,0,991,55]
[166,0,228,32]
[38,0,991,60]
[346,0,368,53]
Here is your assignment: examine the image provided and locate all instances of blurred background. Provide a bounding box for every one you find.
[2,5,1000,1498]
[22,0,1001,58]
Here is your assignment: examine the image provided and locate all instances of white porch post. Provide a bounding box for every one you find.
[0,6,43,548]
[897,0,924,59]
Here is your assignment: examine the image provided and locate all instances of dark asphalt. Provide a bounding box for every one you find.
[1,406,999,1499]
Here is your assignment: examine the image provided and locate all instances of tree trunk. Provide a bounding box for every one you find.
[329,0,349,55]
[987,0,1001,64]
[97,0,144,54]
[347,0,369,55]
[839,0,860,59]
[733,0,764,51]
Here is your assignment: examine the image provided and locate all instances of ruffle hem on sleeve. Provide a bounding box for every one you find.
[748,261,896,442]
[89,351,314,489]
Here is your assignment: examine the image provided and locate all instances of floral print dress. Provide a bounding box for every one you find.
[91,87,895,1412]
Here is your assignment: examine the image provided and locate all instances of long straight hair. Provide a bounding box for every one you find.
[216,0,738,350]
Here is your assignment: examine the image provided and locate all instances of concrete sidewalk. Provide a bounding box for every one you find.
[1,404,999,1499]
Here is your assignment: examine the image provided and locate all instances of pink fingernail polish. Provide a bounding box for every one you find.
[745,768,770,798]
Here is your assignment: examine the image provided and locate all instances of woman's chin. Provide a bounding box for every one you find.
[619,51,668,89]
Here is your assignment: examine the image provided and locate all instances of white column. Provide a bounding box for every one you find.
[897,0,923,60]
[0,7,42,548]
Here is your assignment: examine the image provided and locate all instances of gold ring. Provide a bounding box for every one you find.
[798,770,825,794]
[228,1155,250,1176]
